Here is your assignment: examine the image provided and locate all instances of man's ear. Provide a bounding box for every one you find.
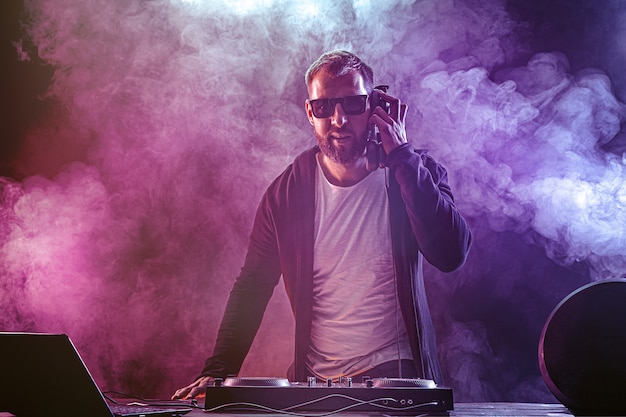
[305,100,315,126]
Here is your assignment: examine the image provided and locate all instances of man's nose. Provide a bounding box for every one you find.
[331,103,348,127]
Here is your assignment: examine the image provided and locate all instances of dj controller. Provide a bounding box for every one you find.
[204,376,453,415]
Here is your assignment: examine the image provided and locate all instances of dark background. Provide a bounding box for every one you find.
[1,0,625,403]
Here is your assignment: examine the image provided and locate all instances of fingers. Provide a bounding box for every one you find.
[370,90,408,152]
[171,386,191,400]
[188,385,207,399]
[373,89,406,123]
[172,376,214,400]
[399,102,407,124]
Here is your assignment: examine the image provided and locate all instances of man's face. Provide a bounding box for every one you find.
[306,70,370,165]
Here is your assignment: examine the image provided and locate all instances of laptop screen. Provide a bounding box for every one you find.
[0,332,114,417]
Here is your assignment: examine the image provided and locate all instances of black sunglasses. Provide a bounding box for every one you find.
[307,95,368,118]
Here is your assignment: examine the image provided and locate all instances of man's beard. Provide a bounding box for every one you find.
[315,129,368,165]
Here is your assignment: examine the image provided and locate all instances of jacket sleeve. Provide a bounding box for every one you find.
[198,191,283,378]
[386,143,472,272]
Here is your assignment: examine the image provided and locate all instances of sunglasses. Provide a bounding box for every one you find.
[307,95,368,118]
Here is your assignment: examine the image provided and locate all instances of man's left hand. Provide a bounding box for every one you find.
[370,89,408,155]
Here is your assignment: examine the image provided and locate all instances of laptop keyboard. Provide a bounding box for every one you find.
[109,403,191,417]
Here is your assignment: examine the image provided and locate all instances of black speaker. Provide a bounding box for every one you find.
[539,279,626,416]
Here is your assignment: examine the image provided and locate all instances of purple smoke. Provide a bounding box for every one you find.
[1,0,625,402]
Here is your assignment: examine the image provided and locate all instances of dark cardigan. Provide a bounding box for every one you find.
[199,144,472,383]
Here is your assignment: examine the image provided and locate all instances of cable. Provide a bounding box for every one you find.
[205,393,442,417]
[280,393,391,412]
[385,165,405,379]
[410,254,427,378]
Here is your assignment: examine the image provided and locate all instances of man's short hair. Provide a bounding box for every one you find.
[305,50,374,94]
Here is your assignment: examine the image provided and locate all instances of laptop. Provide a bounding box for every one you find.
[0,332,192,417]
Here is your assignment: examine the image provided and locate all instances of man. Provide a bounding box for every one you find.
[172,50,471,400]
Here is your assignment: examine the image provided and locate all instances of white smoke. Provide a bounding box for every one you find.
[2,0,625,402]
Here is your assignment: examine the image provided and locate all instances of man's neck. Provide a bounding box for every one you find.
[316,152,371,187]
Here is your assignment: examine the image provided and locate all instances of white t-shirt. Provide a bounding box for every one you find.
[306,156,413,380]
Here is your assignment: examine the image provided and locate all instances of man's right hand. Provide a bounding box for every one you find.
[171,376,214,399]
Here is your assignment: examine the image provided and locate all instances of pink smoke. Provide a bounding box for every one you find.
[2,0,626,402]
